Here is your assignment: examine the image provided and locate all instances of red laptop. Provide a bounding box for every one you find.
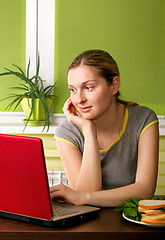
[0,134,99,227]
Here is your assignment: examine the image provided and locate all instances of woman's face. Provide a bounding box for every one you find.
[67,65,115,120]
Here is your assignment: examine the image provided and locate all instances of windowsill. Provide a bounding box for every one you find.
[0,112,165,136]
[0,112,66,134]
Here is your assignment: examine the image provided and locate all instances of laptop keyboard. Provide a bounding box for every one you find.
[52,203,79,218]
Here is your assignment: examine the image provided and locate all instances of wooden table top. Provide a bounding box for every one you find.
[0,208,164,240]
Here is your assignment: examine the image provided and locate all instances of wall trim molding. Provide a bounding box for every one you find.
[0,112,165,135]
[158,115,165,136]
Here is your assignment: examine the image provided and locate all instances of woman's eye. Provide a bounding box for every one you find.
[86,86,94,90]
[70,88,76,92]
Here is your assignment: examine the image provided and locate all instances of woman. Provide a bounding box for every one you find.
[50,50,159,207]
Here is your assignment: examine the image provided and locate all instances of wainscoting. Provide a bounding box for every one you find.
[0,112,165,195]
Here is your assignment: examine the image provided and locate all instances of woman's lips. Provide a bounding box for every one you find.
[79,106,92,113]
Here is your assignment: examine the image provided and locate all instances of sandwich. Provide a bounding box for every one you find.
[138,200,165,225]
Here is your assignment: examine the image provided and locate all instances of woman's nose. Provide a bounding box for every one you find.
[77,90,86,103]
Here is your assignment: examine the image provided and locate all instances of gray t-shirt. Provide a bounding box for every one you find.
[54,105,158,190]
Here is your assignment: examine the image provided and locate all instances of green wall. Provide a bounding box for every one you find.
[54,0,165,114]
[0,0,25,111]
[0,0,164,115]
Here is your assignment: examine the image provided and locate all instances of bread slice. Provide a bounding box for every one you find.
[141,219,165,225]
[141,213,165,225]
[139,200,165,210]
[139,209,165,216]
[138,206,149,212]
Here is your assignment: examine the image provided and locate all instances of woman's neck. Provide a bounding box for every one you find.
[95,101,125,135]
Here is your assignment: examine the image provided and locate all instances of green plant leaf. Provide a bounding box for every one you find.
[12,97,25,111]
[3,68,35,90]
[36,75,45,93]
[9,86,26,91]
[36,54,40,76]
[26,58,31,79]
[4,94,24,111]
[43,84,55,96]
[36,93,50,132]
[0,71,13,77]
[12,64,25,76]
[23,94,36,131]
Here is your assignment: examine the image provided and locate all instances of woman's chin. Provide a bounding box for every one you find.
[80,112,95,120]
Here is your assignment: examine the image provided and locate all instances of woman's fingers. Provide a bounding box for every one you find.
[50,184,84,206]
[50,184,69,201]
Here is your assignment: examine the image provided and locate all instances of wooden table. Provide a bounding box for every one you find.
[0,208,164,240]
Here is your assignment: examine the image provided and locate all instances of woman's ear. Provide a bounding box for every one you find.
[112,76,120,95]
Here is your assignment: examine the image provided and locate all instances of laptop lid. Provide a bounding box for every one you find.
[0,134,53,220]
[0,134,100,227]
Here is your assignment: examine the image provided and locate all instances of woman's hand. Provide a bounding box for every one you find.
[50,184,87,206]
[63,98,94,130]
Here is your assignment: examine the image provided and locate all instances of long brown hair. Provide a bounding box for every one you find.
[68,50,137,106]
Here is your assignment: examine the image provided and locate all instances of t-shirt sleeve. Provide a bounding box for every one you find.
[54,120,84,153]
[136,106,158,139]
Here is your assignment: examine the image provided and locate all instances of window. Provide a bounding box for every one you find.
[26,0,55,86]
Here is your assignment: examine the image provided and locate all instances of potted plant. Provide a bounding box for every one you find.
[0,55,56,132]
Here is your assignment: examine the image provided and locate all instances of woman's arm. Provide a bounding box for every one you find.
[74,123,102,191]
[56,126,102,191]
[51,122,159,207]
[56,98,102,191]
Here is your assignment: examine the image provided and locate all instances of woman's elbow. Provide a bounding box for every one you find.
[137,183,156,199]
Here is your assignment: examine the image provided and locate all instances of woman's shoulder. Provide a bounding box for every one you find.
[127,104,157,121]
[126,105,158,138]
[55,119,82,136]
[54,119,84,153]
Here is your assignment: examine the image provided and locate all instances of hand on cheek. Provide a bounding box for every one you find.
[63,98,78,116]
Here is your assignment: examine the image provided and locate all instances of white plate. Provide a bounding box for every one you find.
[122,213,165,228]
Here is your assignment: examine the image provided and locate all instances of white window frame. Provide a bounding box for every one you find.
[26,0,55,86]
